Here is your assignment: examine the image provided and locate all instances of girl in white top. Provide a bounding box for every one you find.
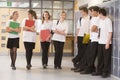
[52,11,68,69]
[37,11,53,69]
[21,10,37,70]
[6,11,21,70]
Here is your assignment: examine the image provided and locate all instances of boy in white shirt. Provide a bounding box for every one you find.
[80,6,100,74]
[92,8,112,78]
[72,7,91,72]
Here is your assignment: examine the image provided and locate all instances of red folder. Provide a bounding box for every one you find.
[25,20,35,27]
[40,29,50,42]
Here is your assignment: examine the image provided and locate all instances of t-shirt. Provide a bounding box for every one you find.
[6,19,21,38]
[21,18,37,43]
[52,20,68,42]
[77,16,91,37]
[90,16,100,42]
[98,17,113,44]
[37,20,53,33]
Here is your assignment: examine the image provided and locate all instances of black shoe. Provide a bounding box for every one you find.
[26,65,31,70]
[74,68,83,72]
[12,66,16,70]
[80,71,92,74]
[11,64,14,67]
[43,64,47,69]
[92,72,101,76]
[30,64,32,67]
[54,66,57,69]
[102,73,110,78]
[71,67,77,71]
[58,67,62,69]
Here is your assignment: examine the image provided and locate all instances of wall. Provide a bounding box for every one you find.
[77,0,120,79]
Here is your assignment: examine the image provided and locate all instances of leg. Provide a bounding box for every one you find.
[102,45,112,78]
[58,42,64,68]
[92,44,103,76]
[41,42,50,68]
[53,41,60,68]
[86,42,98,72]
[10,48,14,67]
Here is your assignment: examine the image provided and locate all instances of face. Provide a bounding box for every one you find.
[99,13,103,19]
[80,10,86,16]
[13,12,19,19]
[28,12,33,19]
[88,10,92,16]
[43,12,49,20]
[60,13,66,20]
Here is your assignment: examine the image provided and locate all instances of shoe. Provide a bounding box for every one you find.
[12,66,16,70]
[11,64,14,67]
[54,66,57,69]
[30,64,32,67]
[26,65,31,70]
[80,71,92,74]
[71,67,77,71]
[58,67,62,69]
[43,64,47,69]
[74,68,83,72]
[102,73,110,78]
[92,72,101,76]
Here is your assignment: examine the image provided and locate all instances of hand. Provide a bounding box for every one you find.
[105,43,110,50]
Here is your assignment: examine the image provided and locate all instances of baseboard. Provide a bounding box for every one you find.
[111,75,120,80]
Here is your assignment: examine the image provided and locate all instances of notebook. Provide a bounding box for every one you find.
[82,34,90,44]
[25,20,35,27]
[9,21,20,35]
[40,29,51,42]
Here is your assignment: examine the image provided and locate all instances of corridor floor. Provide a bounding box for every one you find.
[0,56,118,80]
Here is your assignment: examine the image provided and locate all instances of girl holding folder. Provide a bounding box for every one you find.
[21,10,37,70]
[37,11,52,69]
[52,11,68,69]
[6,11,21,70]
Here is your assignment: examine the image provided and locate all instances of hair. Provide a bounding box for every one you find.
[10,11,18,19]
[42,11,51,24]
[79,7,88,14]
[88,6,94,11]
[28,9,37,19]
[99,8,107,16]
[61,11,66,15]
[92,6,100,12]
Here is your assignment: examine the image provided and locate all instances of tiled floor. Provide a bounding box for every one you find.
[0,56,118,80]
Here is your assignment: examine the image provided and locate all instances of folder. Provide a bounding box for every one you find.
[82,34,90,44]
[9,21,20,35]
[25,20,35,27]
[40,29,51,42]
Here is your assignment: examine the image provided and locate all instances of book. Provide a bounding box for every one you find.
[9,21,20,35]
[82,34,90,44]
[25,20,35,27]
[40,29,51,42]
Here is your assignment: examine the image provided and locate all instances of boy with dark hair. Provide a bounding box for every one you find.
[80,6,100,74]
[92,8,112,78]
[71,7,91,72]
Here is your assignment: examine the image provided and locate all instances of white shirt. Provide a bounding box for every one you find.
[98,17,112,44]
[90,16,100,42]
[52,20,68,42]
[37,20,53,33]
[77,16,90,37]
[21,18,37,43]
[6,19,21,38]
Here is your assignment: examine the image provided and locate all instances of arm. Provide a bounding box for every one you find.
[105,32,112,49]
[23,26,36,32]
[91,25,98,32]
